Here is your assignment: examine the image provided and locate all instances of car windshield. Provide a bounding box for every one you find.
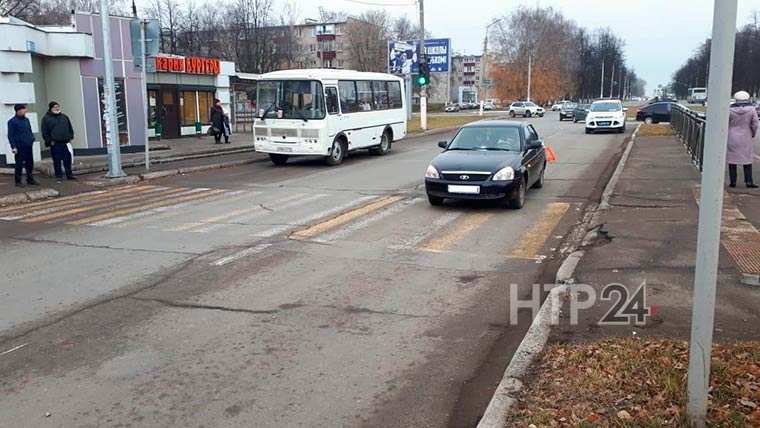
[591,102,622,112]
[563,103,577,109]
[579,104,590,109]
[257,80,326,120]
[448,126,522,151]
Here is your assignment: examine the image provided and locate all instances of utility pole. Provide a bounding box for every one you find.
[100,0,125,178]
[608,62,615,99]
[479,30,488,116]
[686,1,738,426]
[527,54,532,102]
[600,60,605,99]
[418,0,427,131]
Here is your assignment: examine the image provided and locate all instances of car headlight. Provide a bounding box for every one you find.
[492,166,515,181]
[425,164,440,179]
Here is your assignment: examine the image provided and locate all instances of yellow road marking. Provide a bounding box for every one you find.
[509,202,570,259]
[418,212,495,253]
[290,195,403,240]
[68,189,226,225]
[23,187,184,223]
[0,185,141,216]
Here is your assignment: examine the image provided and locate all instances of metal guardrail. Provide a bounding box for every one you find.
[670,104,707,171]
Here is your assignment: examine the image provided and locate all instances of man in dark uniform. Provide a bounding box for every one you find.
[7,104,38,187]
[41,101,76,181]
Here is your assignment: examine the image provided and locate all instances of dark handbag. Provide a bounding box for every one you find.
[208,126,220,136]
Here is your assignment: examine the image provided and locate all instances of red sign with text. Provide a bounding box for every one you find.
[154,56,221,75]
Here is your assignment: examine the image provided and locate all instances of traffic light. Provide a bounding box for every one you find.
[417,60,430,86]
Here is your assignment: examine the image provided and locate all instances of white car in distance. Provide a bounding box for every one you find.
[585,99,626,134]
[509,101,545,118]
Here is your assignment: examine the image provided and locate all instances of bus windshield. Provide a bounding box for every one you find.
[258,80,326,120]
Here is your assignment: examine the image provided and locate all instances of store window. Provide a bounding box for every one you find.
[181,91,198,126]
[97,77,129,146]
[148,89,158,128]
[198,91,214,124]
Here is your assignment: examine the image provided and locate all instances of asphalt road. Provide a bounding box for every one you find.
[0,112,632,427]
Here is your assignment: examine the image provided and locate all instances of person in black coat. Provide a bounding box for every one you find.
[210,99,225,144]
[7,104,38,187]
[41,101,76,180]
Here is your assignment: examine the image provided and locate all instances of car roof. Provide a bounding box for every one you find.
[592,99,622,104]
[461,120,525,128]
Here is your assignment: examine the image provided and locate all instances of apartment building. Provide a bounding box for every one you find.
[280,20,351,70]
[450,54,482,104]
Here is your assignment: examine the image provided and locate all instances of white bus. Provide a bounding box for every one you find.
[688,87,707,105]
[253,69,407,166]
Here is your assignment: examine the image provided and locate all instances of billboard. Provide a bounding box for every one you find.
[388,38,450,75]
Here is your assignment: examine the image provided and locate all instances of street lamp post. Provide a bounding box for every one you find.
[100,0,125,178]
[686,1,738,426]
[479,18,501,116]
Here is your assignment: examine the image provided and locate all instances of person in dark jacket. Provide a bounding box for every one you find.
[210,99,225,144]
[7,104,38,187]
[41,101,76,181]
[222,112,231,144]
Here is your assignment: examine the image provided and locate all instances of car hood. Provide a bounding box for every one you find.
[587,111,625,120]
[431,150,521,173]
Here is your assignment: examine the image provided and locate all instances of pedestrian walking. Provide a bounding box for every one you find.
[41,101,76,181]
[210,99,225,145]
[728,90,759,188]
[7,104,38,187]
[222,112,231,144]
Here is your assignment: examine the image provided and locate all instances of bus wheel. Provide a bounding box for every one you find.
[269,153,289,166]
[326,138,346,166]
[370,131,391,155]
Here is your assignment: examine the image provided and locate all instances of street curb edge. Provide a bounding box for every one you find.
[476,124,642,428]
[0,188,59,206]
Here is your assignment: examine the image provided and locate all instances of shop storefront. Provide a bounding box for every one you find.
[146,54,234,140]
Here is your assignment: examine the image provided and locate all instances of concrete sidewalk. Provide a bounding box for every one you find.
[553,131,760,343]
[35,135,256,177]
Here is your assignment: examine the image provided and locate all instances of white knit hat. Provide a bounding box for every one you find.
[734,91,751,101]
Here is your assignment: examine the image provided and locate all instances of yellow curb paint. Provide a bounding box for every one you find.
[68,189,226,226]
[290,195,403,240]
[418,212,495,253]
[509,202,570,259]
[22,186,177,223]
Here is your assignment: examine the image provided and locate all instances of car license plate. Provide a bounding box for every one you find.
[448,185,480,194]
[276,146,293,152]
[598,121,611,126]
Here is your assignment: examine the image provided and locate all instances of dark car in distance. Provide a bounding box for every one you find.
[636,102,674,124]
[424,120,547,209]
[573,104,591,123]
[559,102,577,121]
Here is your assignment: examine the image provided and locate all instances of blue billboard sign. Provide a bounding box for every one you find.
[388,38,450,75]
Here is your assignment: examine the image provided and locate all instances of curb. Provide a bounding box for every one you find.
[0,188,59,206]
[82,158,262,188]
[477,124,642,428]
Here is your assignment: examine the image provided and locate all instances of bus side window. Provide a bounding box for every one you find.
[388,81,402,109]
[339,80,358,113]
[326,87,339,114]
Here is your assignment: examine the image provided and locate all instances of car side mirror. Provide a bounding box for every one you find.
[438,141,448,149]
[527,138,543,150]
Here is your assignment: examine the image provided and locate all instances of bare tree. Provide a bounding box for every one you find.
[344,11,390,72]
[317,7,346,22]
[0,0,40,19]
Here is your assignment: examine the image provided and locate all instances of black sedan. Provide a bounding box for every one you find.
[636,101,673,124]
[424,121,547,209]
[573,104,590,123]
[559,103,577,121]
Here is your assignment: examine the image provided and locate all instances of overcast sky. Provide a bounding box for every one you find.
[288,0,760,94]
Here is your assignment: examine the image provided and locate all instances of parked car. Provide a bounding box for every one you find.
[585,99,626,134]
[636,102,673,124]
[425,120,546,209]
[573,104,591,123]
[559,102,577,121]
[509,101,545,118]
[483,100,496,110]
[444,103,461,113]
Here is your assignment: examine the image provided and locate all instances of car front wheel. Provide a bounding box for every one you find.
[325,138,347,166]
[644,117,654,125]
[508,177,526,209]
[427,195,444,206]
[509,111,516,118]
[585,128,593,134]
